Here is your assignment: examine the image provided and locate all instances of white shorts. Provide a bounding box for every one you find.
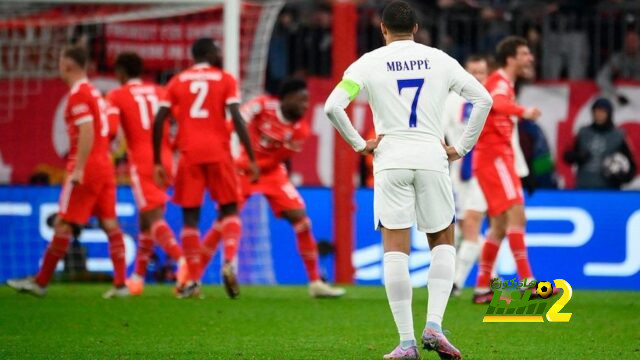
[455,177,488,218]
[374,169,455,234]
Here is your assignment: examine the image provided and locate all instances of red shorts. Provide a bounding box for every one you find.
[129,163,169,212]
[474,154,523,216]
[240,164,305,217]
[173,157,241,208]
[58,173,117,225]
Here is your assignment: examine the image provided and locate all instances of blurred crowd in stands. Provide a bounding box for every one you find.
[267,0,640,87]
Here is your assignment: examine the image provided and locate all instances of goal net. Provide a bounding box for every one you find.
[0,0,282,285]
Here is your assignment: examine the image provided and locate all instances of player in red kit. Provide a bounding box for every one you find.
[7,46,128,298]
[153,38,258,299]
[199,78,345,298]
[107,52,185,295]
[472,37,557,303]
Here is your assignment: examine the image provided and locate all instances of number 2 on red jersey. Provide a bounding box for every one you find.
[189,80,209,118]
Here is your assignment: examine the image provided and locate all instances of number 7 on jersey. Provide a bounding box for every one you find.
[397,78,424,128]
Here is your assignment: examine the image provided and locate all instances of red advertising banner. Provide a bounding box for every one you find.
[104,17,223,71]
[102,3,261,74]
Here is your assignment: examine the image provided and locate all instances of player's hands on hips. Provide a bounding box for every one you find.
[442,141,461,162]
[69,168,84,185]
[248,161,260,183]
[522,107,541,120]
[359,135,384,156]
[153,164,170,188]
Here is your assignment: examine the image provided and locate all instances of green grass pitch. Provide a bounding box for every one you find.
[0,285,638,359]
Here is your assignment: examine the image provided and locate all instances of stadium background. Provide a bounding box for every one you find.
[0,0,639,291]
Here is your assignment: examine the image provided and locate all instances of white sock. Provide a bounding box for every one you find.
[427,244,456,328]
[383,252,415,343]
[454,240,480,289]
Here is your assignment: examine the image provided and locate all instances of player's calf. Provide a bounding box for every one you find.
[150,219,183,259]
[220,215,242,264]
[200,221,222,268]
[292,216,321,282]
[127,232,153,295]
[180,227,203,283]
[34,225,72,288]
[105,227,127,288]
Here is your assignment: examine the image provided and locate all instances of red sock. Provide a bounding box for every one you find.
[294,217,321,282]
[35,231,71,287]
[221,216,241,263]
[133,232,153,277]
[476,234,500,289]
[507,227,533,280]
[181,227,202,282]
[107,229,127,287]
[201,221,222,268]
[151,220,182,260]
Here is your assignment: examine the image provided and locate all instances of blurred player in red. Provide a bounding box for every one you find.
[199,78,345,298]
[153,38,258,298]
[7,45,128,298]
[472,37,556,303]
[107,52,185,295]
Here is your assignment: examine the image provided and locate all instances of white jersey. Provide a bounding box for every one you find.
[512,122,530,177]
[443,91,529,177]
[441,92,471,150]
[441,92,471,186]
[325,40,492,232]
[340,40,490,174]
[442,91,488,215]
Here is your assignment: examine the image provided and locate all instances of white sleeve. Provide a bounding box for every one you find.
[324,87,367,152]
[441,94,457,141]
[512,122,530,177]
[448,59,493,157]
[343,58,366,89]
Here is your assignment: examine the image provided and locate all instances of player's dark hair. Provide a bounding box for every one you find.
[496,36,528,67]
[465,54,486,64]
[114,52,143,78]
[382,0,417,34]
[278,77,307,99]
[191,38,216,60]
[61,45,88,68]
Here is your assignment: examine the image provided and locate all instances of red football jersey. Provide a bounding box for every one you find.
[475,70,525,157]
[161,63,239,164]
[107,79,171,169]
[238,95,310,171]
[64,78,112,173]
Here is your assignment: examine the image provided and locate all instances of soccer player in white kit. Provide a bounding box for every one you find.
[443,56,532,298]
[324,2,492,359]
[441,55,490,297]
